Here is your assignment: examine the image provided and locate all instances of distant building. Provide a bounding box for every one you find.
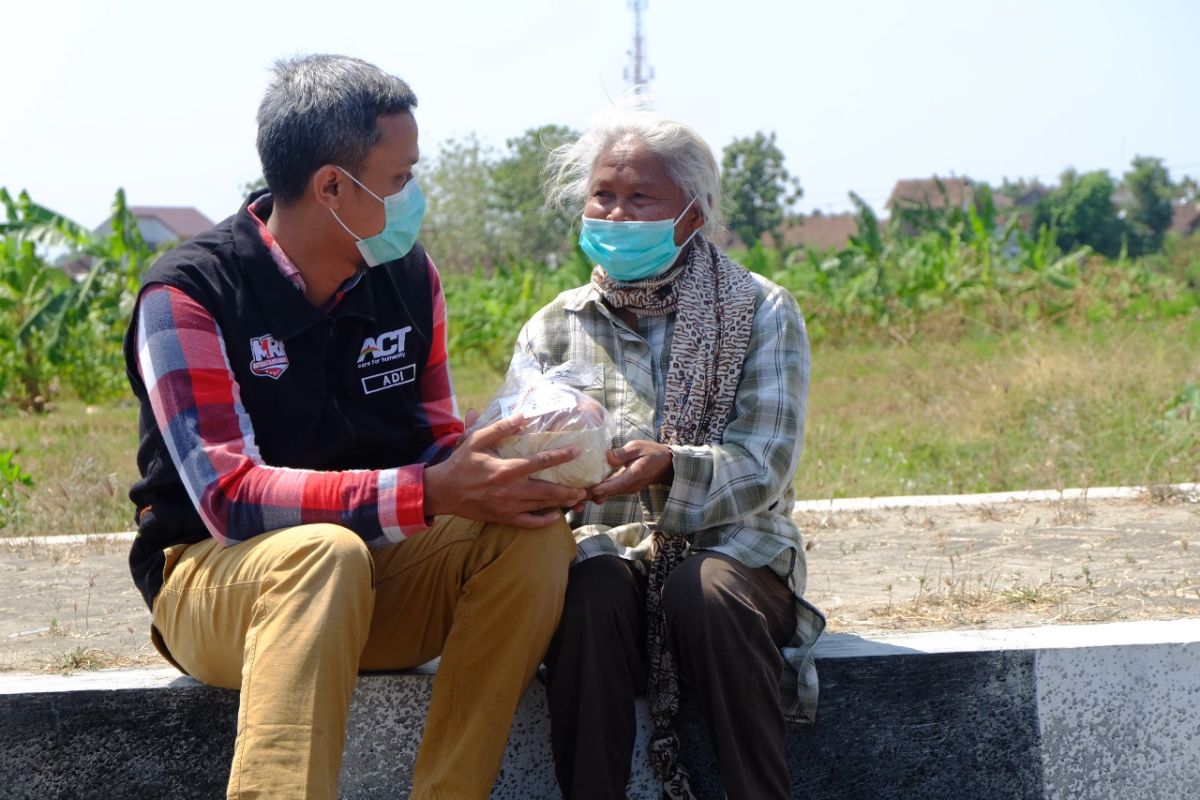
[709,228,747,251]
[1171,202,1200,238]
[58,206,216,278]
[886,176,1015,213]
[94,206,214,250]
[763,212,861,253]
[888,177,975,212]
[885,176,1027,235]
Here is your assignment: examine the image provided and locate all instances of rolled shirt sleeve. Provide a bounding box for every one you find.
[654,284,809,535]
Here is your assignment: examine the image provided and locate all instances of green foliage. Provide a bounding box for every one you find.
[420,125,581,272]
[490,125,580,265]
[441,250,593,371]
[742,192,1198,347]
[1176,175,1199,203]
[890,178,1001,244]
[804,319,1200,499]
[1123,156,1175,256]
[720,131,802,247]
[1033,169,1126,258]
[0,188,158,411]
[0,448,32,527]
[1162,382,1200,424]
[420,134,500,272]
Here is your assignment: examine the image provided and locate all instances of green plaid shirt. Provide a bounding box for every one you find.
[513,271,826,723]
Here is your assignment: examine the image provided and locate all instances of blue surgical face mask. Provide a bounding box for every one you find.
[330,168,426,267]
[579,199,699,282]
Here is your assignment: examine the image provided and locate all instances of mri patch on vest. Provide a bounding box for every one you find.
[362,363,416,394]
[248,334,289,379]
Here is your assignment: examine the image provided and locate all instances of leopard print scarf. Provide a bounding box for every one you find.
[594,234,758,798]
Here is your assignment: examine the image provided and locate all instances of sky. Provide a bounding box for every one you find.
[3,0,1197,229]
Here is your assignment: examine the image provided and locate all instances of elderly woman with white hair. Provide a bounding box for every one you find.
[512,104,826,800]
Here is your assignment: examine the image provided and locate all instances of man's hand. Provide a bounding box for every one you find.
[589,440,674,505]
[424,413,587,527]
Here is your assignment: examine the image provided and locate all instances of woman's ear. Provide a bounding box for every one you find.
[677,199,705,244]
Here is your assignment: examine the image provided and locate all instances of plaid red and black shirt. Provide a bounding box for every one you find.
[132,196,462,547]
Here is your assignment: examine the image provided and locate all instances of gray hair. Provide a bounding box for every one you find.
[544,98,723,235]
[257,54,418,204]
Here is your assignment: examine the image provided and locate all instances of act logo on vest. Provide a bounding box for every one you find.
[358,326,416,395]
[248,334,289,380]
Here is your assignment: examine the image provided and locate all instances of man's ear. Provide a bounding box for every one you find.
[311,166,346,210]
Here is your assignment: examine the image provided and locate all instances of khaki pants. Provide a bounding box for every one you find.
[152,516,576,800]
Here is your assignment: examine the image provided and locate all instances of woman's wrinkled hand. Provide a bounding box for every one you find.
[589,440,674,505]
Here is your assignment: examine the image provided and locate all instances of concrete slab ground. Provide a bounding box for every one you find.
[3,486,1197,673]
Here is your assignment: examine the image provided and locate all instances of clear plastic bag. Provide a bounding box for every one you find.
[471,356,616,488]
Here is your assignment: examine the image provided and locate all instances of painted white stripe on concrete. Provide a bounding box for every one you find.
[7,619,1197,695]
[0,667,188,695]
[0,531,136,548]
[792,482,1199,512]
[814,619,1200,658]
[4,481,1195,549]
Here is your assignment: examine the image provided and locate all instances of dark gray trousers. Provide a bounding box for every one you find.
[543,552,796,800]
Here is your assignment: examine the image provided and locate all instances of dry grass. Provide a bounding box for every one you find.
[0,400,139,537]
[793,509,883,532]
[41,646,134,675]
[1141,483,1200,505]
[0,534,130,562]
[847,544,1200,630]
[807,496,1200,633]
[1,319,1198,537]
[1051,491,1093,526]
[802,317,1200,500]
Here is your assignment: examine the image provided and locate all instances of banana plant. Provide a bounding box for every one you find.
[0,188,158,409]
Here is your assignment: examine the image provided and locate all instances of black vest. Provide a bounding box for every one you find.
[124,192,434,607]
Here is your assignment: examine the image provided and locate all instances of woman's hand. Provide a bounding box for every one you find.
[589,440,674,505]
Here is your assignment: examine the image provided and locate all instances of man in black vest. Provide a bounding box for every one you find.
[124,54,584,800]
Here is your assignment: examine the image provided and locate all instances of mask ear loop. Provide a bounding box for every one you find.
[336,166,384,203]
[672,197,698,226]
[675,197,702,248]
[329,166,384,241]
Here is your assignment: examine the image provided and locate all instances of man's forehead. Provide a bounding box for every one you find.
[372,113,420,166]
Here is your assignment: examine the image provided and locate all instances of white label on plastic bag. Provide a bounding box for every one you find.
[545,361,605,389]
[500,385,576,419]
[497,393,520,418]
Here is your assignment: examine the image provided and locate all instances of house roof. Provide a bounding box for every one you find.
[886,177,976,210]
[126,206,215,238]
[709,228,747,251]
[1015,186,1051,207]
[764,213,860,252]
[1171,202,1200,236]
[886,176,1015,215]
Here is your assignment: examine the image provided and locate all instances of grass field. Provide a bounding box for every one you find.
[0,317,1196,536]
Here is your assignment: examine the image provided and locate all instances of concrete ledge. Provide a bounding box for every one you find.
[791,482,1199,512]
[2,619,1197,799]
[6,480,1197,549]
